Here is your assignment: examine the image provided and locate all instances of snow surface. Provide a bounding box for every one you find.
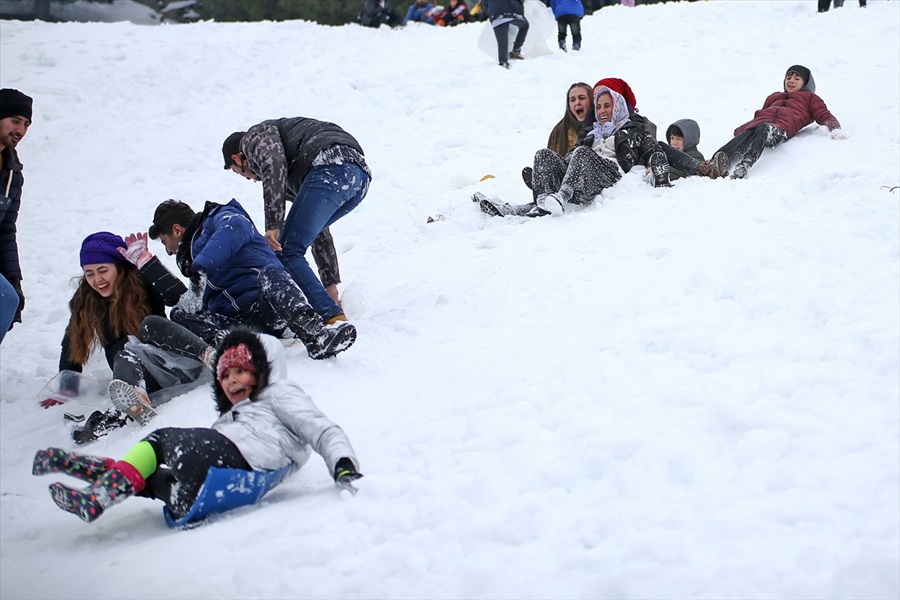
[1,1,899,598]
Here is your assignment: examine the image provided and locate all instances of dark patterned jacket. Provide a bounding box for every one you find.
[58,258,186,372]
[238,117,368,233]
[0,144,24,283]
[577,113,664,173]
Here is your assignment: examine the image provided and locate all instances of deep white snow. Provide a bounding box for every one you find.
[1,1,898,598]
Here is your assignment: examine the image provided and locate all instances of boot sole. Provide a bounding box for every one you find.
[311,324,357,360]
[109,380,156,426]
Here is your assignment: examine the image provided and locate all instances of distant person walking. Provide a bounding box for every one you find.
[485,0,530,68]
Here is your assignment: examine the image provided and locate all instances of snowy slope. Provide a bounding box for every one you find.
[1,1,898,598]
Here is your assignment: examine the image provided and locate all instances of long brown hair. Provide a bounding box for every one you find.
[65,262,153,365]
[547,82,595,156]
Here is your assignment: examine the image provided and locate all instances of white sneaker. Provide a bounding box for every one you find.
[109,380,157,426]
[536,193,565,217]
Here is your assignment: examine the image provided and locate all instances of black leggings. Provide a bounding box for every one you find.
[139,427,251,519]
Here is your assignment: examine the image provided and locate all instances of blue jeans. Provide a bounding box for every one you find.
[0,274,17,345]
[277,162,369,320]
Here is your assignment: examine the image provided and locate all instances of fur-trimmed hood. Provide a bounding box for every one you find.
[212,328,287,415]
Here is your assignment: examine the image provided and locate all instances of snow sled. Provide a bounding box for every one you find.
[163,465,292,529]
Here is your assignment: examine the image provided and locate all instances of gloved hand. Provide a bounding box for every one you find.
[118,232,152,268]
[9,278,24,327]
[334,457,363,494]
[830,128,850,140]
[39,398,65,409]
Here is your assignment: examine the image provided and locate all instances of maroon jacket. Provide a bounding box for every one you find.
[734,90,840,140]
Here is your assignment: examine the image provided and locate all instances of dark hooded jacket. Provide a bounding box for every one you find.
[211,329,360,476]
[665,119,705,181]
[733,66,840,139]
[576,112,663,174]
[0,144,24,282]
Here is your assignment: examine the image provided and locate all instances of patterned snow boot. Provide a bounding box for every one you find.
[109,380,157,426]
[536,193,565,216]
[33,447,115,483]
[48,462,144,523]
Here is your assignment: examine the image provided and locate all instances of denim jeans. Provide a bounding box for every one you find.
[277,162,369,320]
[0,274,17,345]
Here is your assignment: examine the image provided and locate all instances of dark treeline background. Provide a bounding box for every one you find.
[0,0,680,26]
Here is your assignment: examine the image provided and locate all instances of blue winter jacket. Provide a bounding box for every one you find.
[550,0,584,18]
[189,199,281,318]
[404,2,436,24]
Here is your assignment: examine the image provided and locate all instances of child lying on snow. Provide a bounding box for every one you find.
[34,327,362,523]
[709,64,847,179]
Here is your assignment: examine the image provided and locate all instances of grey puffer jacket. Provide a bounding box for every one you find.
[212,333,359,476]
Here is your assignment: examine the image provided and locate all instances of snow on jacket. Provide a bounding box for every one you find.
[578,113,663,174]
[178,199,281,318]
[550,0,584,19]
[58,257,186,372]
[733,71,840,140]
[238,117,369,232]
[0,144,24,282]
[212,332,359,476]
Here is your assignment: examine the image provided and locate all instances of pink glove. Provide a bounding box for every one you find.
[118,232,152,268]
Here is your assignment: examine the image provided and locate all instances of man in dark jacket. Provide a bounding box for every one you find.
[0,88,32,345]
[148,199,357,360]
[222,117,371,326]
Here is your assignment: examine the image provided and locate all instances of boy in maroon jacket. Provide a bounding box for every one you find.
[712,65,847,179]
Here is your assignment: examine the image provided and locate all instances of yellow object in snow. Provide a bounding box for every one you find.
[479,174,495,182]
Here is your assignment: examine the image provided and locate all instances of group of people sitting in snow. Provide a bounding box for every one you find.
[475,65,846,218]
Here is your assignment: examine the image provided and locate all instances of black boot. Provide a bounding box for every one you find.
[647,151,672,187]
[71,409,130,445]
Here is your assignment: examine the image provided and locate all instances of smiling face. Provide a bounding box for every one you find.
[220,367,258,404]
[82,263,120,298]
[669,132,684,151]
[784,71,805,93]
[568,86,592,122]
[0,115,30,149]
[595,92,614,124]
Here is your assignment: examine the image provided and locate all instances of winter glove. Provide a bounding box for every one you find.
[830,128,850,140]
[118,232,152,268]
[334,457,363,494]
[9,278,24,327]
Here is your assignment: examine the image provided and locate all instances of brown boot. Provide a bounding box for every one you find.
[697,151,728,179]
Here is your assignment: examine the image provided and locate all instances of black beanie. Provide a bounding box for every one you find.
[0,88,33,121]
[785,65,812,91]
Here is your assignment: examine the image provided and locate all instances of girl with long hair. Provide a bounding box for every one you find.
[51,231,213,443]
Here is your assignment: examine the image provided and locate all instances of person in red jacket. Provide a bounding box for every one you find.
[711,65,847,179]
